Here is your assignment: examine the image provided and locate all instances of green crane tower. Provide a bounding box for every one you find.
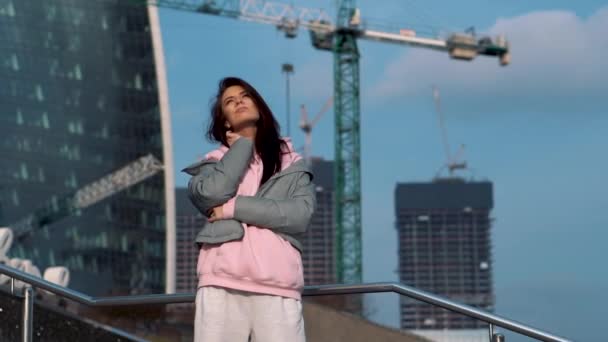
[333,0,362,283]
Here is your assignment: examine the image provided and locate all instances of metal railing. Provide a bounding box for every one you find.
[0,263,572,342]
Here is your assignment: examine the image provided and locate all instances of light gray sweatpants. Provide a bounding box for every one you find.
[194,286,306,342]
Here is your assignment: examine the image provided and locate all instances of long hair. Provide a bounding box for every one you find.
[207,77,287,185]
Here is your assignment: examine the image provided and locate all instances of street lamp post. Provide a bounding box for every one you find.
[281,63,294,137]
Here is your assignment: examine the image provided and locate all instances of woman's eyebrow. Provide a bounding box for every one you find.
[223,91,247,104]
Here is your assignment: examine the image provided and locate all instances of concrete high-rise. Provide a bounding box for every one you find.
[395,178,494,340]
[302,158,336,285]
[175,188,202,293]
[0,1,175,295]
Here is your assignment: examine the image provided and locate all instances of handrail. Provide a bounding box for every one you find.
[0,263,572,342]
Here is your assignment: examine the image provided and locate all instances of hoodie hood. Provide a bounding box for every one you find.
[182,137,305,177]
[204,137,302,172]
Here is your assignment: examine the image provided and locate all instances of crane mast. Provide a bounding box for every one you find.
[333,0,362,283]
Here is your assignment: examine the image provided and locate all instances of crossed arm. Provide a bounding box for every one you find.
[186,138,315,235]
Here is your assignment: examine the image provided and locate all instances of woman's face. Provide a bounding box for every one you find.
[221,85,260,130]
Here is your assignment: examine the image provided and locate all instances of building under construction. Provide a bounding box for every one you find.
[395,178,494,339]
[302,158,336,286]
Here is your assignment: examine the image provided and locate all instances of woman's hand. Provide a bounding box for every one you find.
[226,131,242,147]
[207,206,224,222]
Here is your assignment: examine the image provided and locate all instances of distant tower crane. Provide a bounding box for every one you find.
[299,97,333,166]
[9,154,164,240]
[432,85,467,178]
[139,0,511,283]
[4,154,164,291]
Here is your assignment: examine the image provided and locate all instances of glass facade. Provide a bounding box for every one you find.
[0,0,170,295]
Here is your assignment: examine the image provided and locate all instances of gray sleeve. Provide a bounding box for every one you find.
[185,138,254,214]
[233,173,316,234]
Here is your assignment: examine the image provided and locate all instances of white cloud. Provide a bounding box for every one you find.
[367,7,608,115]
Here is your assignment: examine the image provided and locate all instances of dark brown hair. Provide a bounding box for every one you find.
[207,77,287,185]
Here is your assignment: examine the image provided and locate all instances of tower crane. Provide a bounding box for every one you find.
[432,85,467,178]
[9,154,164,240]
[299,97,333,166]
[3,154,163,290]
[137,0,511,283]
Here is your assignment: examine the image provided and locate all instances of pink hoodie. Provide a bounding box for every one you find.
[196,138,304,299]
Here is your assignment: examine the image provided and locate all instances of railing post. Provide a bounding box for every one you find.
[492,333,505,342]
[11,277,15,295]
[489,324,505,342]
[22,286,34,342]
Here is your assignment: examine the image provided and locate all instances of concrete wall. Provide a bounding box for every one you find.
[304,301,429,342]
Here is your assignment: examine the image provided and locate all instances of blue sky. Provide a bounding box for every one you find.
[159,1,608,341]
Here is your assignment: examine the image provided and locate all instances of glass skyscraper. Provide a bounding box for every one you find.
[0,1,175,295]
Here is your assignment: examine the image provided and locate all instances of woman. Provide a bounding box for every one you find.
[183,77,315,342]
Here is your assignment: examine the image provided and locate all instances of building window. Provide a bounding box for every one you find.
[44,32,54,49]
[100,232,108,248]
[35,84,45,102]
[49,250,56,265]
[111,68,119,85]
[11,189,19,206]
[41,112,50,129]
[101,14,109,30]
[97,95,107,111]
[65,89,81,106]
[0,1,15,17]
[9,80,17,97]
[121,235,128,252]
[134,73,143,90]
[10,53,19,71]
[141,210,148,226]
[44,4,57,21]
[65,172,77,188]
[49,59,59,76]
[18,137,32,152]
[67,120,84,135]
[69,8,85,26]
[19,163,28,180]
[100,123,109,139]
[68,35,81,52]
[38,167,45,182]
[74,64,82,80]
[16,109,24,125]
